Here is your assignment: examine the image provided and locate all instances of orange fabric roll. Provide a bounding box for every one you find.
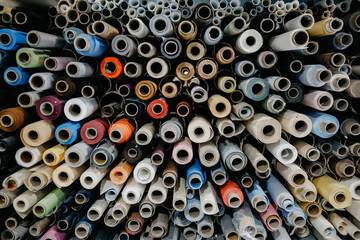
[110,159,134,185]
[220,179,244,208]
[0,107,30,132]
[108,118,135,144]
[135,80,157,100]
[100,57,124,78]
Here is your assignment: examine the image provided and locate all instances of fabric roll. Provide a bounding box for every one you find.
[90,139,119,168]
[219,140,248,172]
[162,160,178,188]
[0,187,25,209]
[55,121,82,145]
[245,180,270,213]
[65,141,93,167]
[159,117,183,144]
[340,176,360,200]
[173,177,187,212]
[133,157,157,184]
[110,159,134,185]
[3,168,31,191]
[149,213,169,238]
[125,212,145,235]
[0,107,30,132]
[232,201,257,238]
[199,181,219,215]
[135,122,155,146]
[265,174,295,211]
[87,195,109,221]
[259,202,282,232]
[13,185,53,214]
[172,137,193,165]
[74,215,95,239]
[80,165,111,189]
[100,176,123,202]
[187,115,214,143]
[80,118,109,145]
[15,145,46,168]
[148,175,168,204]
[64,97,99,122]
[52,162,88,188]
[43,144,67,167]
[198,140,220,167]
[25,164,55,192]
[121,176,146,204]
[210,161,229,186]
[33,186,72,218]
[29,217,52,237]
[184,194,204,222]
[122,140,145,164]
[265,138,298,165]
[112,196,130,221]
[139,195,156,219]
[187,159,206,190]
[36,95,67,121]
[108,118,135,144]
[244,113,282,144]
[21,120,55,147]
[220,179,244,208]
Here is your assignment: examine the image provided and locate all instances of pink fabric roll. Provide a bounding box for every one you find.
[302,90,334,111]
[172,137,193,165]
[40,225,67,240]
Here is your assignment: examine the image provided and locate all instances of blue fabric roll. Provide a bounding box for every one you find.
[332,141,349,159]
[90,139,119,168]
[55,121,82,145]
[0,50,9,68]
[282,83,304,103]
[279,202,307,227]
[218,140,248,172]
[173,211,191,227]
[210,160,228,185]
[59,191,76,214]
[74,33,107,57]
[184,195,204,222]
[0,28,28,51]
[265,174,295,211]
[161,37,182,59]
[63,27,84,45]
[75,215,96,239]
[234,60,257,78]
[187,159,206,189]
[239,77,269,101]
[3,67,31,86]
[305,111,339,139]
[60,211,79,230]
[75,188,94,205]
[245,179,269,211]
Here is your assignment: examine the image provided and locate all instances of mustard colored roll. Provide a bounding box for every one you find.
[298,201,322,218]
[42,144,68,166]
[307,18,343,37]
[313,174,352,209]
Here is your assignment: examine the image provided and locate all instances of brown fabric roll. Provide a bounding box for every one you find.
[149,212,169,238]
[54,76,83,98]
[0,107,30,132]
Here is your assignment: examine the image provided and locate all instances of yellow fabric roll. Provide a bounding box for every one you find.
[42,144,68,166]
[313,174,352,209]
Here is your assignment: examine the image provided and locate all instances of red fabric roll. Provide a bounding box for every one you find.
[147,98,169,119]
[80,118,109,145]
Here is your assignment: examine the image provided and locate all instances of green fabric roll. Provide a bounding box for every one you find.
[32,186,72,218]
[16,48,51,68]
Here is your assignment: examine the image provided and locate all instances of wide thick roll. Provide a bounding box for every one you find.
[64,97,98,122]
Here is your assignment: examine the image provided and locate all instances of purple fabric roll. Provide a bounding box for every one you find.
[36,95,67,121]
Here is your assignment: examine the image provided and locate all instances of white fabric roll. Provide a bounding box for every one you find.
[340,176,360,200]
[15,146,46,168]
[148,175,168,204]
[13,185,52,213]
[100,177,124,202]
[135,122,155,145]
[235,29,263,54]
[309,215,336,239]
[133,158,158,184]
[121,176,146,204]
[65,141,93,167]
[64,97,98,121]
[2,168,31,191]
[275,162,307,188]
[199,181,219,215]
[52,162,88,188]
[199,140,220,167]
[187,115,214,143]
[80,165,110,189]
[265,138,298,165]
[29,72,57,91]
[17,91,43,108]
[25,164,55,191]
[87,195,109,221]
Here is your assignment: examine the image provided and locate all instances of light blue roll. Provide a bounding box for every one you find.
[184,195,204,222]
[74,33,107,57]
[203,26,224,45]
[238,77,269,101]
[305,111,339,139]
[218,140,248,172]
[55,121,82,145]
[210,160,228,186]
[75,215,95,239]
[245,179,269,212]
[3,67,31,86]
[162,222,180,240]
[187,159,206,190]
[331,141,349,159]
[63,27,84,45]
[173,211,191,227]
[0,28,28,51]
[279,202,307,227]
[234,60,257,78]
[186,181,195,199]
[297,65,331,87]
[90,139,119,168]
[254,215,267,240]
[265,174,295,211]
